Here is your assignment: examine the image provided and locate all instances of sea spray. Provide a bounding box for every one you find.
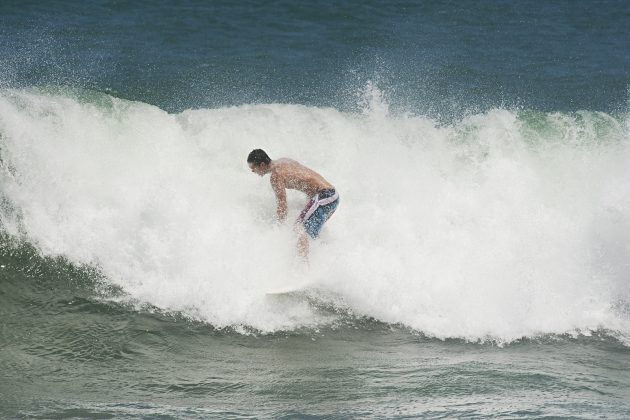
[0,87,629,342]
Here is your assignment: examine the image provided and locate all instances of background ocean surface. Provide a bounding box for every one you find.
[1,0,630,418]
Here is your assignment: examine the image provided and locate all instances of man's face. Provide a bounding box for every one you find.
[249,162,266,176]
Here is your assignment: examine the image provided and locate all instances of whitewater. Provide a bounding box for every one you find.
[0,86,629,343]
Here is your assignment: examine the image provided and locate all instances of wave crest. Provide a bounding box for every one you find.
[1,87,629,342]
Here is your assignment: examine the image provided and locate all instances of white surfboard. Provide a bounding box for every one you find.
[266,280,313,296]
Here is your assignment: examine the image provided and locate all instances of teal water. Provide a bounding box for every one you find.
[2,0,629,115]
[1,1,630,418]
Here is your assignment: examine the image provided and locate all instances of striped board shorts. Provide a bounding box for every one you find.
[297,188,339,238]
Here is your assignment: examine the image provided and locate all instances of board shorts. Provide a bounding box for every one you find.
[297,188,339,239]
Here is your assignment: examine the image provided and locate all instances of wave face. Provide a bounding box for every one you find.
[1,87,629,342]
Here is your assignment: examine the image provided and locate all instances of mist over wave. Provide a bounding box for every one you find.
[0,86,629,343]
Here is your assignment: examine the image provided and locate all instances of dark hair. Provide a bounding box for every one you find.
[247,149,271,166]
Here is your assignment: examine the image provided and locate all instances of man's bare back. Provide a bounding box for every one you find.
[270,158,334,196]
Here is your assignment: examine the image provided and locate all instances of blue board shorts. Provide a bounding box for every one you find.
[297,188,339,239]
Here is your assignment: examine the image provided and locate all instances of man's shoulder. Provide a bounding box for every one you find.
[269,170,286,193]
[269,167,284,184]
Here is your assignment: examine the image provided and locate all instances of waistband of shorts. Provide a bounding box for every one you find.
[317,188,336,199]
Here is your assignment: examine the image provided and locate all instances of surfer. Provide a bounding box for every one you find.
[247,149,339,258]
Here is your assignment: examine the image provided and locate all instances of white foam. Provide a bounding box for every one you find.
[0,87,629,341]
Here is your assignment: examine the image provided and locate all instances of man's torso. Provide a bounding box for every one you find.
[270,158,334,197]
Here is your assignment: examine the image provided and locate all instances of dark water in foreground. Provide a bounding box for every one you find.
[2,239,630,417]
[2,0,630,417]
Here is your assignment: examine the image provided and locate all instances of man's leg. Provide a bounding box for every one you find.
[293,220,310,259]
[297,229,309,259]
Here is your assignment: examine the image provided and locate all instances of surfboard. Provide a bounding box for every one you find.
[266,280,313,296]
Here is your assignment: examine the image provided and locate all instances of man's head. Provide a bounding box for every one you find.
[247,149,271,176]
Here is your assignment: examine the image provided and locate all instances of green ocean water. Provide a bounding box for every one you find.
[2,240,630,418]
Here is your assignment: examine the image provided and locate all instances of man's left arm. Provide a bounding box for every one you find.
[271,173,288,222]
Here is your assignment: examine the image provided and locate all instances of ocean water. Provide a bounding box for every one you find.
[1,1,630,418]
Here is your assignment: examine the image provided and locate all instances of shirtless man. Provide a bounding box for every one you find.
[247,149,339,257]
